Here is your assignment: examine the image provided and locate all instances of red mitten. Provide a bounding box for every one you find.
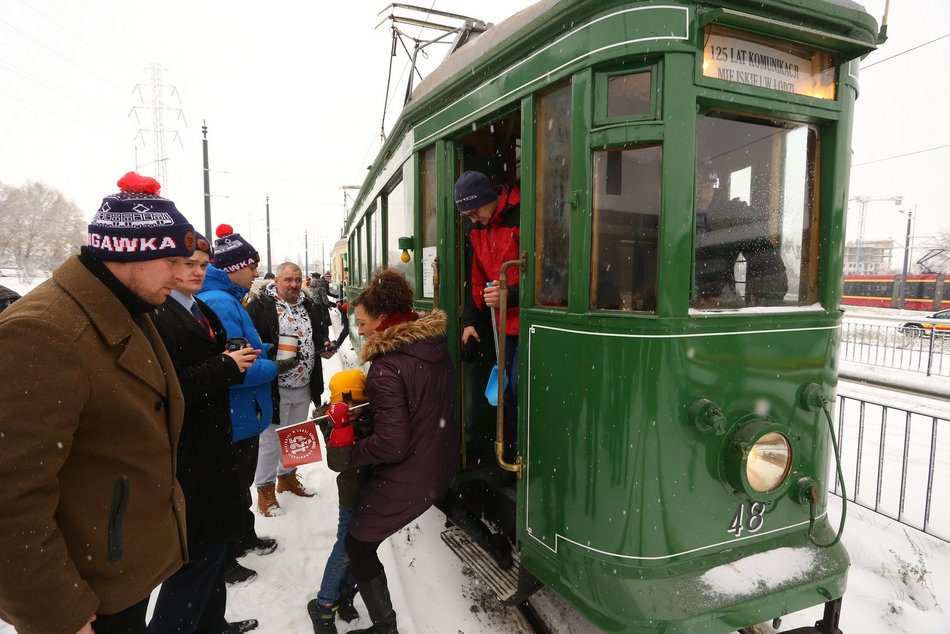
[327,402,354,447]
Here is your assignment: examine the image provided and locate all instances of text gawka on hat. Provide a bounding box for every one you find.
[86,172,195,262]
[213,224,260,273]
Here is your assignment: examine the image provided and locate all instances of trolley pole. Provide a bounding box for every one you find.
[265,195,272,276]
[201,122,211,239]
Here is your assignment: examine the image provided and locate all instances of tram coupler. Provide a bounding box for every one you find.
[780,597,843,634]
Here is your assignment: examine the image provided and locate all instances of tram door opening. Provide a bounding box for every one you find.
[454,112,521,490]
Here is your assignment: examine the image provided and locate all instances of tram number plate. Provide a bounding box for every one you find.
[727,501,766,537]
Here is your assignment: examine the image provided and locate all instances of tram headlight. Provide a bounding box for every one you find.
[746,432,792,493]
[723,419,794,499]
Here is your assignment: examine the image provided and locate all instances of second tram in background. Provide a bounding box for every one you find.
[842,273,948,311]
[338,0,882,631]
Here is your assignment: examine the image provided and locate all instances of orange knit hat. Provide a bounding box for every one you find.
[329,369,367,403]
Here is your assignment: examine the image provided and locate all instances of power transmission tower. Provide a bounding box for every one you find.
[130,63,185,194]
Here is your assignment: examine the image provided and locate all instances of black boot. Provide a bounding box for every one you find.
[307,599,338,634]
[337,584,360,622]
[348,573,398,634]
[221,619,258,633]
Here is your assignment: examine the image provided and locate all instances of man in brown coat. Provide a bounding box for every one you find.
[0,173,195,634]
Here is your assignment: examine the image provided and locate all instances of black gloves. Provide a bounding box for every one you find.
[276,355,299,374]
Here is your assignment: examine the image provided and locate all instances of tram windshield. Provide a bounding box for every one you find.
[692,113,819,310]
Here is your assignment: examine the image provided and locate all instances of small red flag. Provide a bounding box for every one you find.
[277,421,323,468]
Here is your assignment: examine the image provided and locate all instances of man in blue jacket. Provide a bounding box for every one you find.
[198,224,278,585]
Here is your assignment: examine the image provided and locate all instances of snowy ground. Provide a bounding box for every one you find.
[1,276,948,633]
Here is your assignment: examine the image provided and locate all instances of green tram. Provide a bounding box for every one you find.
[340,1,880,631]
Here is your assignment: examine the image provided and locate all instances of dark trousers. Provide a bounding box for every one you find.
[147,541,228,634]
[344,533,385,583]
[228,435,260,558]
[92,597,149,634]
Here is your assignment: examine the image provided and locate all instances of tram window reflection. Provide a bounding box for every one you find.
[535,82,572,308]
[386,175,415,293]
[420,147,438,250]
[607,71,652,118]
[693,114,819,310]
[591,145,661,312]
[369,203,383,273]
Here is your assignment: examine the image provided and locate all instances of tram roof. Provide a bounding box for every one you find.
[346,0,878,229]
[407,0,878,109]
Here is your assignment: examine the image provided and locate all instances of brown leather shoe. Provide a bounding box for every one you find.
[276,473,315,497]
[256,484,281,516]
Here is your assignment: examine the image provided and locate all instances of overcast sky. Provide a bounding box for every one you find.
[1,0,946,269]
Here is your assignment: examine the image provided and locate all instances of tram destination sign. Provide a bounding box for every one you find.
[703,25,836,100]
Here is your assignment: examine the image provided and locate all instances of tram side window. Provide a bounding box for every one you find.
[419,147,438,299]
[386,175,415,293]
[369,203,383,274]
[607,72,652,119]
[535,82,572,307]
[692,114,819,309]
[591,145,660,311]
[356,222,366,284]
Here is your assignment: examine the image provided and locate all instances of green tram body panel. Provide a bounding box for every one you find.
[520,313,845,631]
[341,0,879,631]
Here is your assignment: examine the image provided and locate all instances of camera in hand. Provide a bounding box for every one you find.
[320,342,338,353]
[225,337,249,352]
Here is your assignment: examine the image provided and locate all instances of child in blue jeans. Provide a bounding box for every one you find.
[308,369,371,634]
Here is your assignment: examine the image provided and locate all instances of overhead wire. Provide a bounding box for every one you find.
[852,144,950,168]
[353,0,441,203]
[17,0,144,78]
[0,90,123,135]
[853,32,950,169]
[861,32,950,70]
[0,17,130,94]
[0,59,120,120]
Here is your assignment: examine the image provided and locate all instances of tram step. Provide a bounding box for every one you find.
[440,526,537,605]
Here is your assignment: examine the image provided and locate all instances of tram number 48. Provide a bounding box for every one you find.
[727,501,767,537]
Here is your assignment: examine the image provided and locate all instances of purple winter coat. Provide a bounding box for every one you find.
[348,309,459,542]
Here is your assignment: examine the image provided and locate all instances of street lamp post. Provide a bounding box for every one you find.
[265,195,272,277]
[897,208,914,310]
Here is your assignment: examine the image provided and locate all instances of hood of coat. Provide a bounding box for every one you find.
[200,264,247,301]
[359,309,448,364]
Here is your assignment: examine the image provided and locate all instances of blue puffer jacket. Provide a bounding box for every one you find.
[197,265,277,441]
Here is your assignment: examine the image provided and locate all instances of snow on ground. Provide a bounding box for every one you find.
[1,276,948,632]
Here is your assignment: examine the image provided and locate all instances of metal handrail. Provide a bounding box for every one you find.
[494,255,525,478]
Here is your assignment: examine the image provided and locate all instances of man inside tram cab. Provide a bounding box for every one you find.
[694,161,788,308]
[455,170,521,456]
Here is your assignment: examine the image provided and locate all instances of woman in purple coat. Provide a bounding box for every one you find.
[326,269,459,634]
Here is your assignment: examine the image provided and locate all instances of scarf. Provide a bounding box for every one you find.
[377,310,419,332]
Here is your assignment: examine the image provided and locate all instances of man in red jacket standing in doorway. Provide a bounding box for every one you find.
[455,170,521,458]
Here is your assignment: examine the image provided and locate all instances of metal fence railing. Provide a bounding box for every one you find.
[831,386,949,543]
[840,321,949,377]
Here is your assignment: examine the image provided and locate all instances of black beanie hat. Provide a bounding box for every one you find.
[212,224,260,272]
[87,172,195,262]
[454,171,498,212]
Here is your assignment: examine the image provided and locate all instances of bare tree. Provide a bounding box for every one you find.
[0,181,86,282]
